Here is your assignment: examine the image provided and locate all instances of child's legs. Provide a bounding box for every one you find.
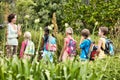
[69,56,75,61]
[24,54,31,60]
[62,52,69,62]
[80,58,88,64]
[49,52,54,62]
[42,51,53,62]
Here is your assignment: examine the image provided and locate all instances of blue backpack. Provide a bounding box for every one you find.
[101,39,114,56]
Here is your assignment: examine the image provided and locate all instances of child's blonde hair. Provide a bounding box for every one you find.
[24,31,31,40]
[65,27,73,35]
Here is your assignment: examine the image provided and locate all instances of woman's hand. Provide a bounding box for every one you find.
[17,24,21,31]
[17,24,22,36]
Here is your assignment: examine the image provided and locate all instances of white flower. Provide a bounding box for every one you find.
[65,23,69,27]
[0,51,3,54]
[95,21,98,26]
[39,27,42,31]
[34,19,40,23]
[25,15,30,19]
[50,24,54,28]
[48,26,52,30]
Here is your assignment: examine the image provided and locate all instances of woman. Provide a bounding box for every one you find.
[6,13,21,57]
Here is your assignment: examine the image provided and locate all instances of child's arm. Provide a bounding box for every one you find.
[59,38,67,61]
[79,36,85,49]
[80,40,86,49]
[40,37,44,51]
[79,36,84,45]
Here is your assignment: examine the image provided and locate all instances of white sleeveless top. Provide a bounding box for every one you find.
[7,23,18,45]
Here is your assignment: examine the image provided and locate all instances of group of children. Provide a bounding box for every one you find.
[59,26,110,62]
[20,26,112,62]
[6,13,113,62]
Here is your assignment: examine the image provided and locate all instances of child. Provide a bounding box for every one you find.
[59,27,76,62]
[40,27,57,62]
[20,31,35,59]
[97,27,108,59]
[79,29,91,61]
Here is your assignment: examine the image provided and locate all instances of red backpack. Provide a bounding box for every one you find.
[90,45,98,60]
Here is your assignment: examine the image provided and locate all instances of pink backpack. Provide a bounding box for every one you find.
[66,38,76,56]
[46,43,57,51]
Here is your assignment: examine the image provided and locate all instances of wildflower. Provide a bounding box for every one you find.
[95,21,98,26]
[65,23,69,27]
[25,15,30,19]
[50,24,54,28]
[0,51,3,54]
[48,25,52,30]
[39,27,42,31]
[34,19,40,24]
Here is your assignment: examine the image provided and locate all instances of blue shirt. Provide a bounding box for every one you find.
[80,39,91,59]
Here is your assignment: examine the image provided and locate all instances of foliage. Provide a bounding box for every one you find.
[15,0,36,30]
[0,54,120,80]
[62,0,120,33]
[1,0,120,33]
[32,0,66,28]
[0,2,6,24]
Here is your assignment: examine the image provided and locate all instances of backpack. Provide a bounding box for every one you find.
[101,39,114,55]
[24,40,35,55]
[89,44,98,60]
[66,39,76,56]
[45,36,57,52]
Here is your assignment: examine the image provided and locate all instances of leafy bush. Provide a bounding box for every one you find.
[62,0,120,33]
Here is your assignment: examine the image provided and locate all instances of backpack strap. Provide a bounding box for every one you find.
[23,40,28,52]
[83,49,88,59]
[20,40,28,58]
[101,38,109,54]
[83,39,91,59]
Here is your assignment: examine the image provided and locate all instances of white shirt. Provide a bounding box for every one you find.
[7,23,18,45]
